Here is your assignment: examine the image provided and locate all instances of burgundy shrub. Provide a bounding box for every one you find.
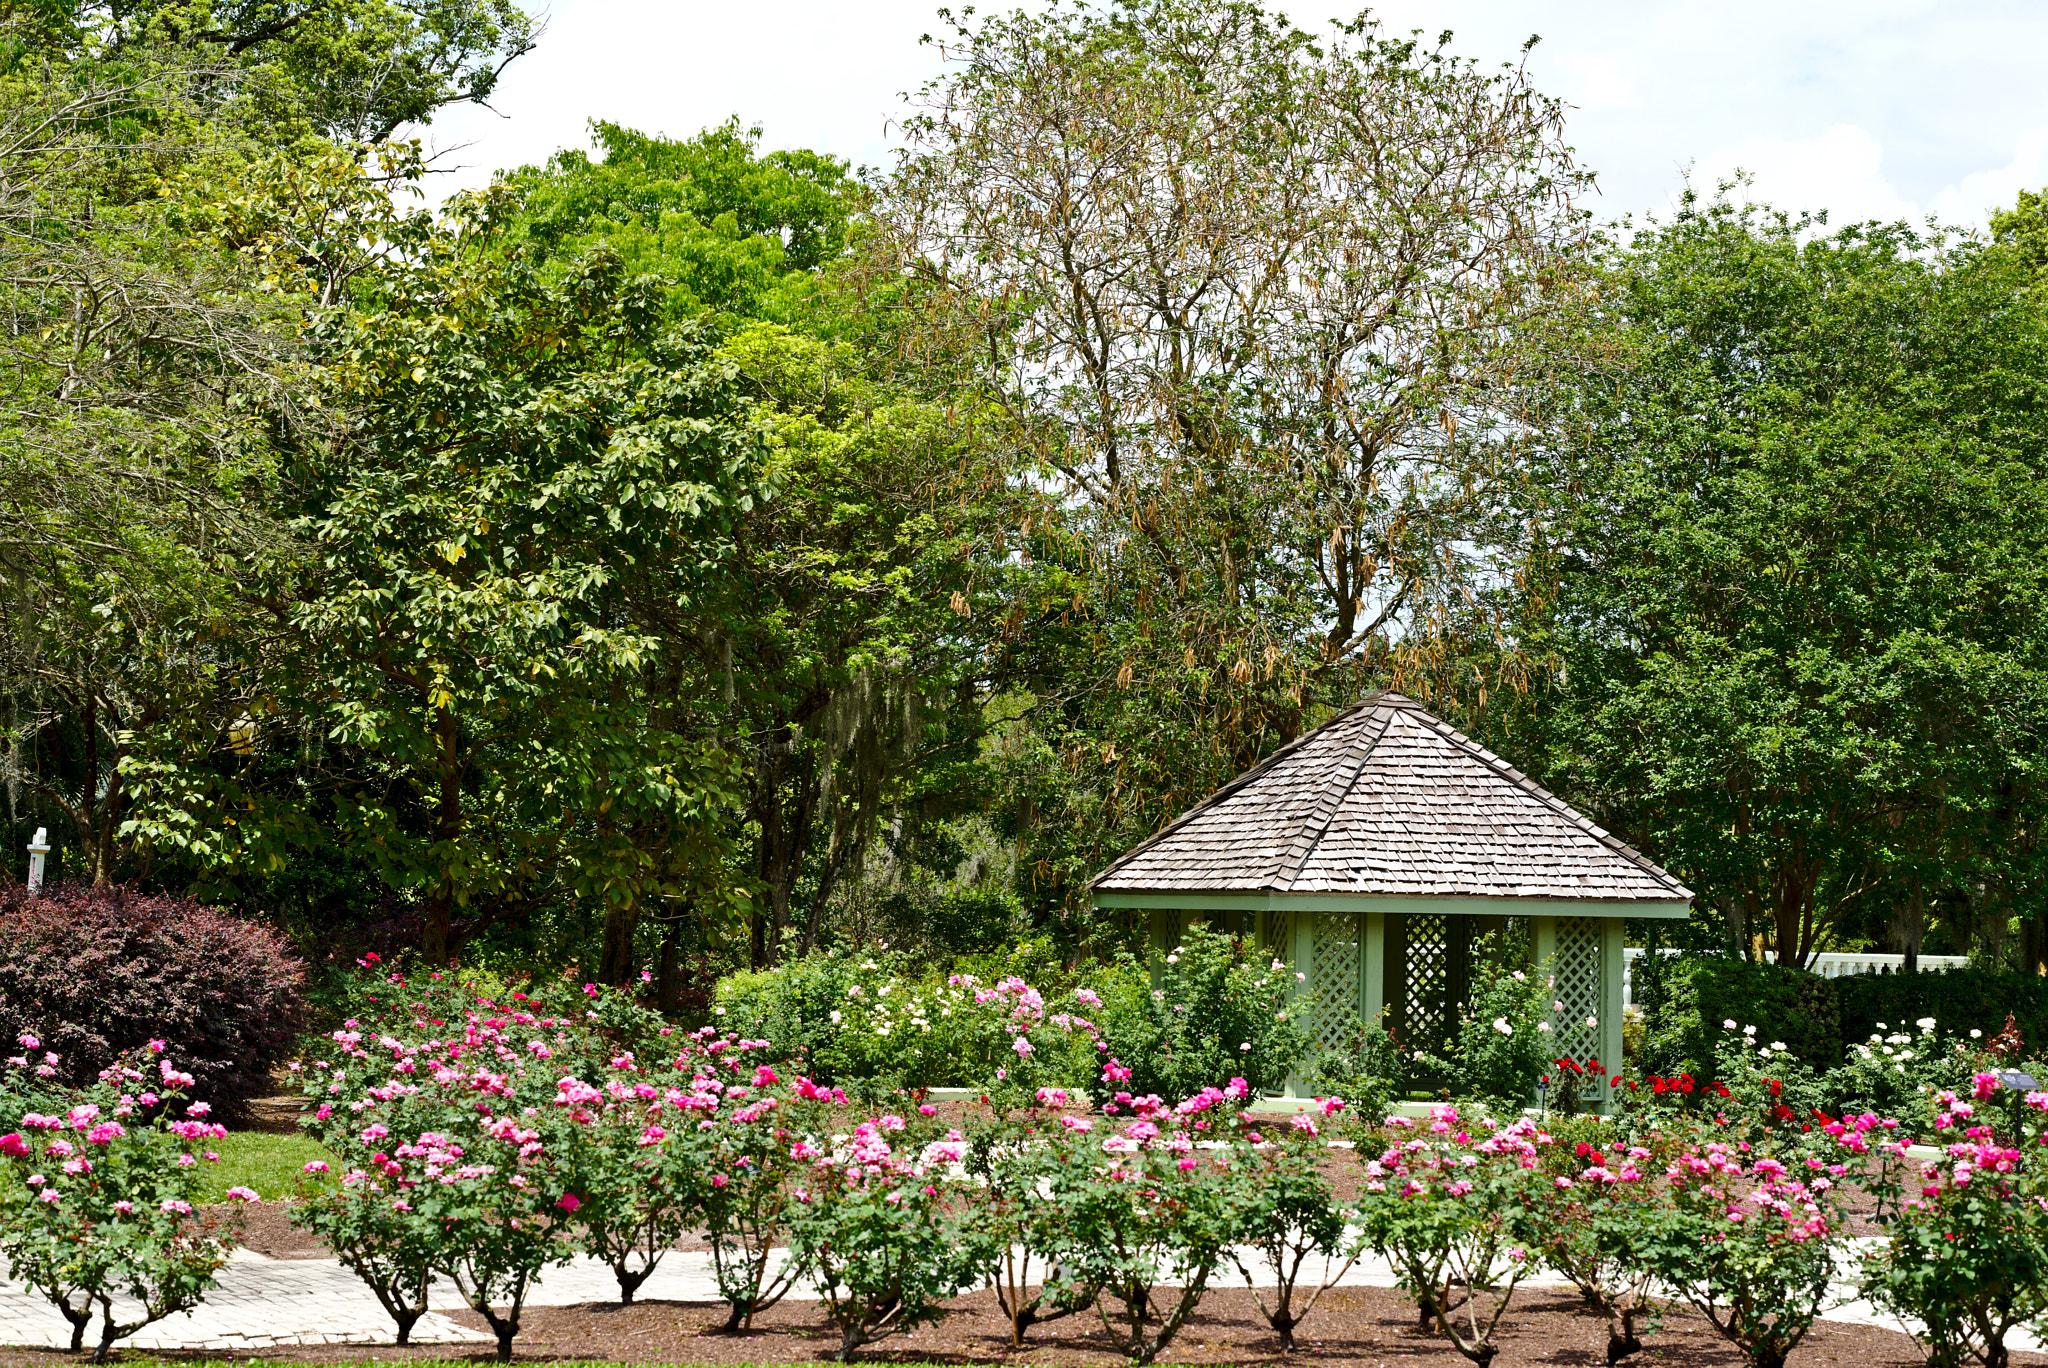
[0,883,305,1119]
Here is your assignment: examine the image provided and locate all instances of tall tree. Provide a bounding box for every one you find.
[10,0,535,144]
[1495,197,2048,969]
[0,64,311,886]
[126,164,762,967]
[874,0,1593,916]
[499,125,993,968]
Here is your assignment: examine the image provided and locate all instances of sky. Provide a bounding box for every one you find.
[422,0,2048,231]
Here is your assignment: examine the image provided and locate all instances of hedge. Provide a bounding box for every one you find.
[1834,967,2048,1056]
[1637,955,1843,1082]
[0,883,305,1119]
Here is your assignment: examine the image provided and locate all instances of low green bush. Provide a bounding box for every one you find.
[1638,956,1842,1084]
[1835,968,2048,1060]
[1089,925,1307,1105]
[713,941,1105,1093]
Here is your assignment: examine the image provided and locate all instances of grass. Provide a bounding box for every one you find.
[194,1130,336,1203]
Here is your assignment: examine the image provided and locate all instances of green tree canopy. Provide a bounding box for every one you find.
[1496,196,2048,970]
[7,0,535,144]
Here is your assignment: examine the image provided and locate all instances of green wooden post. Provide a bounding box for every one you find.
[1600,917,1626,1112]
[1361,911,1386,1028]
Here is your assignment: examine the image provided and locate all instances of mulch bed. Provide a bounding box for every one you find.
[0,1283,2021,1366]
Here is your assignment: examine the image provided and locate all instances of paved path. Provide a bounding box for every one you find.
[1,1241,2038,1355]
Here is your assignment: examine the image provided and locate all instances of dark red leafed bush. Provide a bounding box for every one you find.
[0,883,305,1119]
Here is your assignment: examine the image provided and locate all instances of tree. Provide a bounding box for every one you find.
[1495,196,2048,969]
[0,63,311,886]
[499,124,995,968]
[873,0,1592,918]
[125,168,759,966]
[12,0,536,145]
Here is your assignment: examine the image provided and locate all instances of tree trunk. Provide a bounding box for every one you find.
[421,701,463,967]
[598,902,641,986]
[657,917,681,1013]
[1896,876,1925,974]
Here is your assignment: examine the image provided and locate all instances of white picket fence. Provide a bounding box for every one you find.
[1621,947,1969,1008]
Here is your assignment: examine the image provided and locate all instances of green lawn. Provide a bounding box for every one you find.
[195,1131,336,1203]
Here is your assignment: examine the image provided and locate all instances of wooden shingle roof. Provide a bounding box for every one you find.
[1090,692,1691,904]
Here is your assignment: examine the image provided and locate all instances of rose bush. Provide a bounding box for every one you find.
[1863,1076,2048,1368]
[0,1039,242,1361]
[1524,1116,1673,1364]
[1034,1075,1258,1365]
[785,1106,975,1360]
[1354,1104,1548,1367]
[1633,1117,1878,1368]
[1089,927,1307,1105]
[1230,1095,1356,1350]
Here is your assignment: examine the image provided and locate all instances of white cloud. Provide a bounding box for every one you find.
[1684,122,2048,230]
[1556,53,1637,111]
[1685,123,1919,225]
[1927,129,2048,226]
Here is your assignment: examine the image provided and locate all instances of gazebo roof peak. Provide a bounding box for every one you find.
[1090,691,1691,906]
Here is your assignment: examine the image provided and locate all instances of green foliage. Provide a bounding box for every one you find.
[1863,1084,2048,1368]
[1836,970,2048,1062]
[1638,957,1842,1084]
[1426,947,1553,1105]
[1991,188,2048,282]
[1302,1013,1404,1122]
[501,120,854,326]
[712,945,1103,1094]
[1499,196,2048,966]
[1826,1017,1981,1125]
[131,167,760,963]
[1091,925,1308,1105]
[15,0,536,145]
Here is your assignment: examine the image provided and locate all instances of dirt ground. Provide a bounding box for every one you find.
[0,1283,2021,1367]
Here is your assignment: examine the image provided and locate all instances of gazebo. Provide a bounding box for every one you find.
[1088,692,1692,1108]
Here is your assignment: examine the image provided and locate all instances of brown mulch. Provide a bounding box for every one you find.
[0,1283,2022,1366]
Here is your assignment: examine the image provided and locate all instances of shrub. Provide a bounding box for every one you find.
[0,1041,245,1361]
[1826,1017,1980,1125]
[1524,1115,1670,1365]
[1091,925,1307,1104]
[297,978,597,1360]
[1836,969,2048,1064]
[1230,1098,1356,1350]
[1427,956,1554,1105]
[1036,1081,1255,1365]
[1863,1078,2048,1368]
[784,1108,974,1361]
[0,884,304,1120]
[957,1084,1108,1346]
[1632,1120,1876,1368]
[1354,1106,1548,1366]
[713,942,1103,1093]
[1638,956,1841,1084]
[1303,1012,1404,1120]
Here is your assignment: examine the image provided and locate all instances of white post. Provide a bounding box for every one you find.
[26,827,49,895]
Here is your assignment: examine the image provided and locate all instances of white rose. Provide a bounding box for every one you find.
[1492,1017,1513,1036]
[1916,1017,1936,1031]
[1724,1019,1738,1030]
